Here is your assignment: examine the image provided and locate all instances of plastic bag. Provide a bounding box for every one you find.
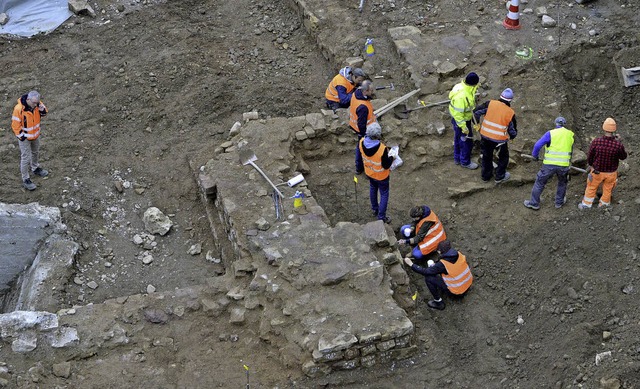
[389,146,403,171]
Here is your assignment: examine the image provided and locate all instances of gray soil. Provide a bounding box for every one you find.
[1,0,639,387]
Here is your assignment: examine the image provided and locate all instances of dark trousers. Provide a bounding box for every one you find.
[355,134,364,173]
[480,137,509,181]
[425,274,449,300]
[369,176,390,220]
[452,119,474,166]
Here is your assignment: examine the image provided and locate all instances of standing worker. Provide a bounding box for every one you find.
[578,118,627,209]
[325,66,366,111]
[12,90,49,191]
[351,80,377,174]
[473,88,517,183]
[404,240,473,310]
[523,117,574,210]
[449,72,480,170]
[398,205,447,259]
[356,123,394,223]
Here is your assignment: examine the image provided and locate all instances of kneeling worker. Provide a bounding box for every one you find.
[398,205,446,259]
[404,240,473,310]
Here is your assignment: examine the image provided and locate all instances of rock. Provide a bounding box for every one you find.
[0,13,9,25]
[86,281,98,290]
[306,113,325,131]
[242,111,259,121]
[114,180,124,193]
[187,243,202,255]
[621,284,634,294]
[567,287,578,299]
[132,234,144,245]
[436,61,457,76]
[595,350,612,366]
[146,284,156,294]
[517,315,525,325]
[263,247,283,265]
[144,309,169,324]
[143,207,173,235]
[229,308,246,324]
[541,15,557,27]
[52,362,71,378]
[68,0,96,17]
[116,4,125,12]
[362,220,390,247]
[229,121,242,136]
[255,217,270,231]
[317,332,358,353]
[535,6,548,16]
[602,331,612,341]
[600,377,621,389]
[141,252,154,264]
[589,29,598,36]
[12,334,37,353]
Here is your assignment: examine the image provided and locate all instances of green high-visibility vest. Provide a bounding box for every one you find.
[543,127,574,166]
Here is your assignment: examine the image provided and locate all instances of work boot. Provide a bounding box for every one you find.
[32,167,49,177]
[427,299,445,310]
[23,178,36,191]
[555,197,567,209]
[523,200,540,210]
[494,172,511,184]
[461,162,478,170]
[381,216,391,224]
[577,203,590,210]
[371,209,379,217]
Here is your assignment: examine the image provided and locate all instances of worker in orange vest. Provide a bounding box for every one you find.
[12,90,49,191]
[325,66,366,111]
[356,122,394,223]
[351,80,377,174]
[398,205,446,259]
[404,240,473,310]
[473,88,517,183]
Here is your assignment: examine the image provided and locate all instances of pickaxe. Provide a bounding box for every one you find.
[375,82,395,91]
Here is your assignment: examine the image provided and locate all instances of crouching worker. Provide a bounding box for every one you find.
[404,240,473,310]
[398,205,446,259]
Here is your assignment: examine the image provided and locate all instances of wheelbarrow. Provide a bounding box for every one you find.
[239,149,284,198]
[393,99,451,119]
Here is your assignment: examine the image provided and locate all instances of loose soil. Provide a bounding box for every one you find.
[1,0,639,387]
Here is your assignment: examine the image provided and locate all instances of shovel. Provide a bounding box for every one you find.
[394,99,451,119]
[239,149,284,198]
[521,154,588,174]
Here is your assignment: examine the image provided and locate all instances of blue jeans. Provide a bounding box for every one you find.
[369,177,389,220]
[528,164,570,207]
[452,119,474,166]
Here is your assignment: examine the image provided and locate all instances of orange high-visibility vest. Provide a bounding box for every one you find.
[12,99,46,141]
[479,100,514,142]
[359,138,389,181]
[416,212,446,255]
[441,252,473,295]
[349,94,375,134]
[325,74,355,103]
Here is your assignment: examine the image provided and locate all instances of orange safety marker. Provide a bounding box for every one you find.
[503,0,522,30]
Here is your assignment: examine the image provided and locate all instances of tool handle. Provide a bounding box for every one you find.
[521,154,587,174]
[249,161,285,197]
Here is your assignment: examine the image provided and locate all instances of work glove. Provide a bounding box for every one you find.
[460,135,468,142]
[460,125,469,136]
[403,257,414,267]
[472,123,480,132]
[398,239,408,245]
[18,131,26,141]
[532,155,539,161]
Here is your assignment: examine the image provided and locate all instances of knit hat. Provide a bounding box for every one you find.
[500,88,514,101]
[464,72,479,86]
[437,240,451,254]
[554,116,566,127]
[602,117,617,132]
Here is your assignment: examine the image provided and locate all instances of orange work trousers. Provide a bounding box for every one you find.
[580,170,618,208]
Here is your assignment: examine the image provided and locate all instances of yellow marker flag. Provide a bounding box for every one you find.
[243,365,249,371]
[411,291,418,301]
[354,176,358,184]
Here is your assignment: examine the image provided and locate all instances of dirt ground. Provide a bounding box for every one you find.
[1,0,640,387]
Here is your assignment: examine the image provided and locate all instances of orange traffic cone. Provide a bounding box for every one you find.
[503,0,521,30]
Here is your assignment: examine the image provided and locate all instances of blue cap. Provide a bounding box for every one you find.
[500,88,514,101]
[554,116,566,127]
